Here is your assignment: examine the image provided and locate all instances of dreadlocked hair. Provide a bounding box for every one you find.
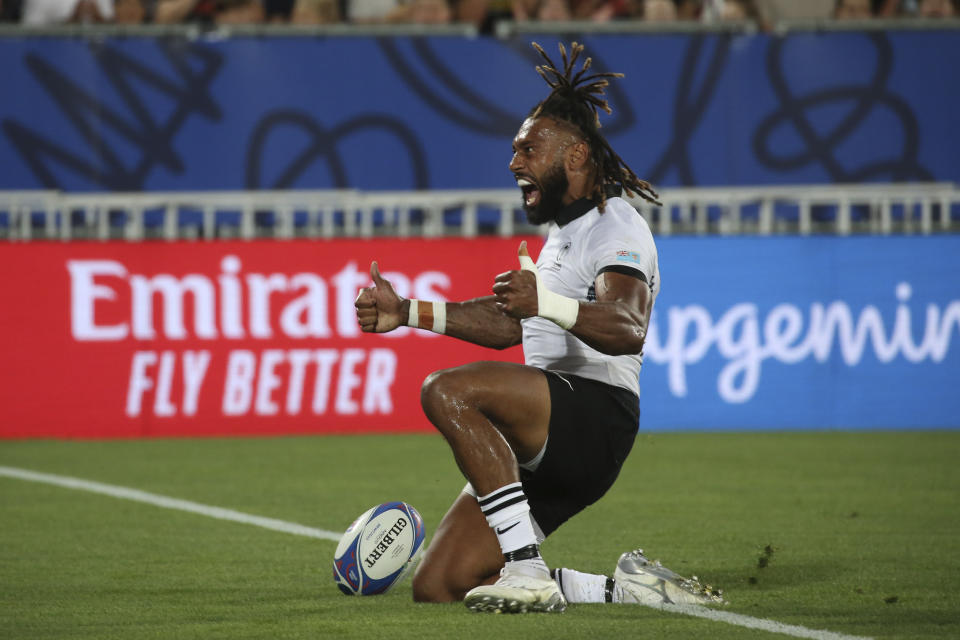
[530,41,661,209]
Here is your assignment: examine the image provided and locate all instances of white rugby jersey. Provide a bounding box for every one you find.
[521,195,660,397]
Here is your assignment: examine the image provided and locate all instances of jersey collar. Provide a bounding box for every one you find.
[554,185,623,227]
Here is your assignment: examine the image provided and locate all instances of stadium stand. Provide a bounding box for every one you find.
[2,17,957,240]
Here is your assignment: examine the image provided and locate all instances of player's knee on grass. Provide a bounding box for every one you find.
[411,565,454,603]
[411,559,485,603]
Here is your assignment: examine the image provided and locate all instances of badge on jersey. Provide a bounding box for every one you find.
[543,241,572,273]
[555,242,572,267]
[615,249,642,265]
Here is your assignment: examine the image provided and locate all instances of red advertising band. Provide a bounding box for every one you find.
[0,238,530,438]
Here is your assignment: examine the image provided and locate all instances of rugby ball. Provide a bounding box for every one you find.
[332,501,426,596]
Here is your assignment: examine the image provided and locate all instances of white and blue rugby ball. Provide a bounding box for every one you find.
[332,501,426,596]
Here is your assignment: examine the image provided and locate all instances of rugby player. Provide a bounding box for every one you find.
[355,42,722,613]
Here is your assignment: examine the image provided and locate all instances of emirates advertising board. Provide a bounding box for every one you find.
[0,238,530,438]
[1,235,958,437]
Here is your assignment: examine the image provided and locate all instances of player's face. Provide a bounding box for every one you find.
[510,117,574,224]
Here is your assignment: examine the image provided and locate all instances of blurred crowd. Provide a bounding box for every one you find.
[0,0,956,30]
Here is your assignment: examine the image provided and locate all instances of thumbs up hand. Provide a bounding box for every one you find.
[356,261,405,333]
[492,241,541,320]
[494,241,580,330]
[517,240,538,273]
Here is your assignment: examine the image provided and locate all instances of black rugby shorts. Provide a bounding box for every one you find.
[520,370,640,537]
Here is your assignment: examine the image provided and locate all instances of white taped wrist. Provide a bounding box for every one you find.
[406,299,446,334]
[536,287,579,330]
[433,301,447,335]
[407,299,419,328]
[518,254,579,330]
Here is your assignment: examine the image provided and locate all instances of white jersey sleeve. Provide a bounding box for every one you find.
[583,204,659,294]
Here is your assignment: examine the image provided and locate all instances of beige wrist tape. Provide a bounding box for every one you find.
[518,251,579,330]
[407,299,447,335]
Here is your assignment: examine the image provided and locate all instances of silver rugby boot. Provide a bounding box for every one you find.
[614,549,725,606]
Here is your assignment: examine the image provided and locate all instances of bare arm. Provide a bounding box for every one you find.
[355,262,522,350]
[436,295,522,350]
[568,271,650,355]
[493,263,650,356]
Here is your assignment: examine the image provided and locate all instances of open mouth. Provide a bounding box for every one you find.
[516,177,541,208]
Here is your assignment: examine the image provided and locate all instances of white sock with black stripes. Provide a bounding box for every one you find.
[476,482,548,577]
[552,568,622,603]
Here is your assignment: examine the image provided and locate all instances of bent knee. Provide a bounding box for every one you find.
[420,362,500,410]
[411,565,464,603]
[420,367,467,421]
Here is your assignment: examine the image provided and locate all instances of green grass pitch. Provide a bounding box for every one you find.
[1,431,959,639]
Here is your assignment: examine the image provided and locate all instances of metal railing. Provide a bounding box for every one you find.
[1,183,957,241]
[1,17,959,39]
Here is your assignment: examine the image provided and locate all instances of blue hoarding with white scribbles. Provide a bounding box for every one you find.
[0,31,957,192]
[642,235,960,430]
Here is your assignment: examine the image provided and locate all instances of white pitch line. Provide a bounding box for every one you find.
[650,603,872,640]
[0,465,341,542]
[0,465,872,640]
